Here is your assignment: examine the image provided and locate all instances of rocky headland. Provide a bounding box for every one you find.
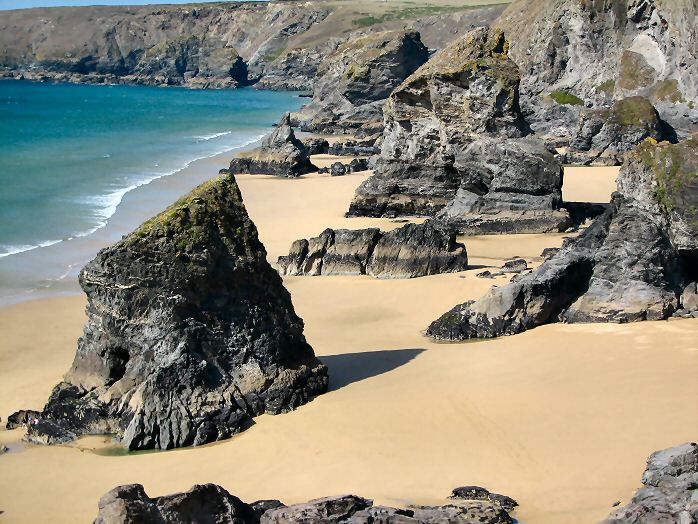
[93,484,518,524]
[347,27,571,235]
[277,220,468,279]
[427,136,698,340]
[24,172,328,450]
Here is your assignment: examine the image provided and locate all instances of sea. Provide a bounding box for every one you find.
[0,79,304,304]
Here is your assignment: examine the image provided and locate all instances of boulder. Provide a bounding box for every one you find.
[93,485,518,523]
[28,172,328,450]
[228,113,317,178]
[301,137,329,155]
[427,136,697,340]
[5,409,41,429]
[600,442,698,524]
[348,28,570,235]
[327,136,380,157]
[294,30,430,135]
[566,97,676,165]
[277,221,468,279]
[330,162,347,177]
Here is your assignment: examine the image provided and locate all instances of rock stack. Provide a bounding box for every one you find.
[348,28,571,235]
[277,221,468,279]
[28,172,328,450]
[427,136,698,340]
[228,113,317,178]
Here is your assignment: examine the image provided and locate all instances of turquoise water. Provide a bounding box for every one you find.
[0,80,303,302]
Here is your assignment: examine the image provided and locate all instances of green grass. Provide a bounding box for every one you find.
[351,4,497,27]
[595,79,615,95]
[263,47,286,63]
[549,90,584,106]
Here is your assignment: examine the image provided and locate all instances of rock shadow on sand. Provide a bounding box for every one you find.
[321,348,425,391]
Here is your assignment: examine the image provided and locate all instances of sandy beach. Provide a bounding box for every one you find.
[0,160,696,524]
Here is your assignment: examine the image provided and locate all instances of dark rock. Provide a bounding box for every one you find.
[261,495,372,523]
[600,442,698,524]
[228,114,317,178]
[28,172,328,450]
[302,137,329,155]
[566,97,676,165]
[348,158,369,173]
[5,409,41,429]
[330,162,347,177]
[348,28,569,235]
[277,221,468,279]
[94,483,257,524]
[501,259,527,273]
[540,247,560,260]
[427,136,698,340]
[251,500,286,520]
[294,30,429,135]
[449,486,518,513]
[328,136,380,157]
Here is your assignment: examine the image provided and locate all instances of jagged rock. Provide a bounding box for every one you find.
[5,409,41,429]
[348,158,369,173]
[294,30,429,135]
[427,137,697,340]
[327,136,380,157]
[277,221,468,279]
[27,172,328,450]
[330,162,347,177]
[600,442,698,524]
[495,0,698,140]
[229,114,317,178]
[93,485,518,524]
[501,259,527,273]
[301,137,329,156]
[348,28,569,235]
[540,247,560,260]
[566,97,676,165]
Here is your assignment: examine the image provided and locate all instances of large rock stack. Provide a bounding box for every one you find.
[348,27,571,235]
[28,172,328,450]
[427,136,698,340]
[293,29,430,136]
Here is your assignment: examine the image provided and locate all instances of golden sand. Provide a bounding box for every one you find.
[0,161,696,524]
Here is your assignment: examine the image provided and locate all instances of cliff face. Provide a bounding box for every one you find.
[0,2,330,87]
[27,172,328,450]
[495,0,698,139]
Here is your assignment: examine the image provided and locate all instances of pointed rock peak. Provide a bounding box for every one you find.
[29,171,328,450]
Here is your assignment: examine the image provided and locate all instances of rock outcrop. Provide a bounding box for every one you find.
[293,29,430,135]
[566,97,676,165]
[93,484,518,524]
[228,114,317,178]
[27,172,328,450]
[277,221,468,279]
[348,28,571,235]
[601,442,698,524]
[5,409,41,429]
[427,136,698,340]
[495,0,698,141]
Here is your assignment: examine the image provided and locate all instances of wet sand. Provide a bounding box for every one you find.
[1,159,696,524]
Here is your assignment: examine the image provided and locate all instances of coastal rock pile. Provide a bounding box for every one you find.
[293,29,430,135]
[427,136,698,340]
[228,114,317,178]
[27,172,328,450]
[94,484,518,523]
[277,221,468,279]
[601,442,698,524]
[566,96,676,165]
[348,28,571,235]
[496,0,698,141]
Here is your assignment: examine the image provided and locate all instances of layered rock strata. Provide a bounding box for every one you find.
[601,442,698,524]
[427,136,698,340]
[293,30,430,135]
[277,221,468,279]
[228,114,317,178]
[348,28,570,235]
[27,172,328,450]
[94,484,518,524]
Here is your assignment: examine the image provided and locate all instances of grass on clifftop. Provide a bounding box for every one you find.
[352,3,498,27]
[550,90,584,106]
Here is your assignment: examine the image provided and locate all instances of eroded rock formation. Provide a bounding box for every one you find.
[228,114,317,178]
[348,27,570,235]
[93,484,518,524]
[27,172,328,450]
[277,221,468,279]
[293,29,430,135]
[600,442,698,524]
[427,136,698,340]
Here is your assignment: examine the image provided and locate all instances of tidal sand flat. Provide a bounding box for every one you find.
[1,164,696,524]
